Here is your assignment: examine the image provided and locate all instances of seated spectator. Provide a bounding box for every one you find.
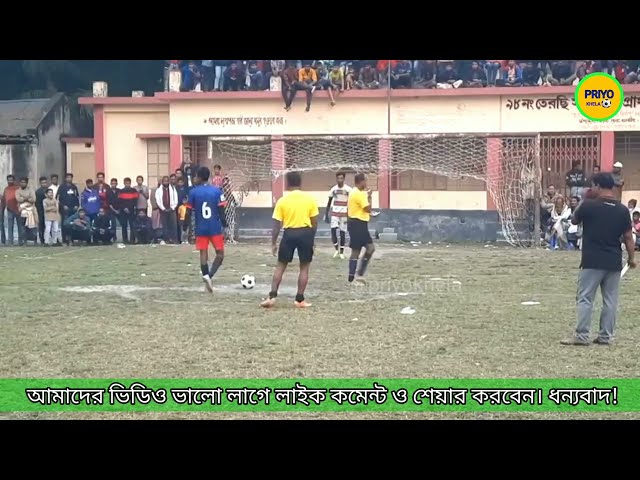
[624,61,640,84]
[267,60,285,91]
[391,60,412,89]
[521,61,542,86]
[545,61,577,86]
[463,61,487,88]
[548,197,571,249]
[314,62,337,106]
[223,62,243,91]
[344,66,355,90]
[92,207,115,245]
[246,61,264,91]
[497,60,522,87]
[134,209,153,245]
[280,62,298,111]
[414,60,436,88]
[633,211,640,250]
[297,62,317,112]
[356,64,380,89]
[436,62,462,89]
[181,61,201,92]
[164,60,180,91]
[329,64,344,92]
[63,208,92,246]
[200,60,214,92]
[567,196,582,250]
[540,185,562,228]
[628,199,638,216]
[484,60,504,87]
[376,60,397,86]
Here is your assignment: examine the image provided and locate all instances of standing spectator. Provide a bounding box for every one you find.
[222,176,238,244]
[169,174,177,187]
[281,62,298,111]
[134,209,152,244]
[81,179,101,226]
[180,157,194,187]
[175,168,184,182]
[117,177,139,244]
[108,178,120,224]
[213,60,229,91]
[181,61,201,92]
[177,197,190,244]
[2,175,20,245]
[545,61,577,86]
[164,60,180,91]
[49,174,60,199]
[35,176,49,244]
[356,64,380,89]
[565,160,588,199]
[92,207,115,245]
[390,60,412,89]
[589,164,600,186]
[297,63,317,112]
[16,177,37,245]
[246,61,264,91]
[95,172,109,210]
[42,188,61,247]
[134,175,150,213]
[521,62,542,86]
[562,173,636,345]
[0,184,4,245]
[200,60,214,92]
[612,162,624,201]
[485,60,504,87]
[223,62,243,91]
[499,60,523,87]
[150,181,162,243]
[211,165,225,188]
[464,62,487,88]
[155,176,178,244]
[58,173,80,235]
[63,208,92,246]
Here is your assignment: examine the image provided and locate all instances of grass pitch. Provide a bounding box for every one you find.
[1,241,639,419]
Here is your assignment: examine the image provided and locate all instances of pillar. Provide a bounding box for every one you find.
[486,137,502,211]
[271,137,285,206]
[377,139,391,209]
[600,131,615,171]
[170,135,183,172]
[93,105,105,175]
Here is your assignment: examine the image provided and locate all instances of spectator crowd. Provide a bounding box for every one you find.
[164,60,640,94]
[0,159,236,247]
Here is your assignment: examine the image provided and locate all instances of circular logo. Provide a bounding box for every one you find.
[574,72,624,122]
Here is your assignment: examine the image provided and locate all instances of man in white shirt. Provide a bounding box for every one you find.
[325,172,352,259]
[155,176,179,244]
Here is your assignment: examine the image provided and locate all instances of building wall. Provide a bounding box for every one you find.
[36,99,72,180]
[0,143,38,183]
[103,106,169,182]
[66,142,95,190]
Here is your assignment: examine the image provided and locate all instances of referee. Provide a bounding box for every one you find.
[347,173,375,284]
[562,173,636,346]
[261,171,318,309]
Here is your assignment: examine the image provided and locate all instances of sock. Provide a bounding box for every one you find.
[339,231,346,253]
[268,290,278,299]
[209,256,223,277]
[358,255,371,276]
[201,264,209,277]
[295,293,304,302]
[348,259,358,282]
[331,227,338,250]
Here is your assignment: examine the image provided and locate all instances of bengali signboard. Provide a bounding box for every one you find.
[501,94,640,132]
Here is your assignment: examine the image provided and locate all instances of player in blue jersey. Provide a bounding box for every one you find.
[187,166,228,293]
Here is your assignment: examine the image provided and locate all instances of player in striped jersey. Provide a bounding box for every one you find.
[325,172,352,259]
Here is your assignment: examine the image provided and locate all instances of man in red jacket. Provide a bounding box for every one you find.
[2,174,21,245]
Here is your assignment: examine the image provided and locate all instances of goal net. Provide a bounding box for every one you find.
[207,134,540,246]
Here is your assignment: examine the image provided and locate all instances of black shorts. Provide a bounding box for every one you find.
[348,218,372,250]
[278,227,315,264]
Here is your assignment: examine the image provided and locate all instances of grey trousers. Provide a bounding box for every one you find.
[575,268,621,343]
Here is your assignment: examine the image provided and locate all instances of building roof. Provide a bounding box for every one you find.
[0,93,64,140]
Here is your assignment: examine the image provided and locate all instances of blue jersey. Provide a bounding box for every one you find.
[187,185,226,236]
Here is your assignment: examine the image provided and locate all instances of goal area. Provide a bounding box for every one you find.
[206,134,542,247]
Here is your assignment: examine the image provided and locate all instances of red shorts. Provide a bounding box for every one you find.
[195,234,225,251]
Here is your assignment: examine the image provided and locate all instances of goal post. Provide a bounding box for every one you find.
[206,133,542,247]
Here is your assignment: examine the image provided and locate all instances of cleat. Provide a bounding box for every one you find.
[202,275,214,293]
[260,297,276,308]
[333,250,339,258]
[294,301,312,308]
[339,253,345,260]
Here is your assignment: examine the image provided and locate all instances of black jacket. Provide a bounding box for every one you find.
[134,215,151,231]
[566,168,588,188]
[108,188,120,213]
[35,186,48,213]
[117,187,139,213]
[92,214,114,233]
[57,182,80,209]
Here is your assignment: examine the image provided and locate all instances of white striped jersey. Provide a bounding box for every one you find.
[329,184,352,217]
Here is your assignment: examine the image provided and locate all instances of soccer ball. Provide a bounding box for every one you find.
[241,274,256,289]
[602,99,611,108]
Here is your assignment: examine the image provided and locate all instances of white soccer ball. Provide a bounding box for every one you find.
[241,274,256,289]
[602,99,611,108]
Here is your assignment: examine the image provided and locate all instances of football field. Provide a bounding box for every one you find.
[1,241,639,419]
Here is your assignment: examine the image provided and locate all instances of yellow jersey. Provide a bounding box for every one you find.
[348,188,370,222]
[273,190,319,228]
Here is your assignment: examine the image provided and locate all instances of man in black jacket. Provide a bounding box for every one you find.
[35,176,49,244]
[92,207,115,245]
[133,209,153,244]
[117,177,139,244]
[565,160,588,199]
[57,173,80,244]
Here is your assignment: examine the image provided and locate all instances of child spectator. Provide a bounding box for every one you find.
[43,188,61,246]
[92,207,115,245]
[177,197,190,244]
[134,209,152,244]
[175,176,189,242]
[63,208,92,246]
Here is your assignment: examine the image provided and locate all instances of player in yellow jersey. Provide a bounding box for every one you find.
[347,173,375,284]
